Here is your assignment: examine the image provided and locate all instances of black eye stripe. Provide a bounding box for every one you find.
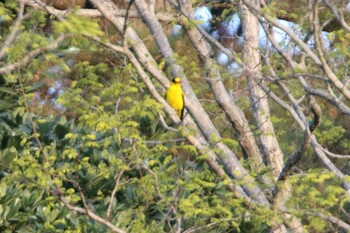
[172,78,181,83]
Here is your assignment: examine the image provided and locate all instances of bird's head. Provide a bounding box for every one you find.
[172,77,182,84]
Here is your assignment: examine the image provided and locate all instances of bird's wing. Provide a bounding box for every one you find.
[180,91,185,120]
[165,88,168,100]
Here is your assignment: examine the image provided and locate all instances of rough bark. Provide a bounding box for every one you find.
[176,1,265,168]
[239,0,284,178]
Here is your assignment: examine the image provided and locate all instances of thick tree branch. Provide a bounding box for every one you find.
[23,0,175,21]
[239,0,285,178]
[175,1,266,170]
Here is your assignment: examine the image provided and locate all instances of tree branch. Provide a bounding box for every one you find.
[0,34,65,74]
[312,1,350,101]
[277,96,321,181]
[177,1,266,170]
[158,114,179,132]
[23,0,175,21]
[298,76,350,115]
[59,194,126,233]
[324,0,350,33]
[141,163,163,198]
[317,146,350,159]
[307,211,350,232]
[106,170,124,221]
[0,2,27,60]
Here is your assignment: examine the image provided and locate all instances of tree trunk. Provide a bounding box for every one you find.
[239,0,284,179]
[179,1,265,167]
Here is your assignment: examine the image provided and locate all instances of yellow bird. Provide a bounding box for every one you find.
[166,77,185,120]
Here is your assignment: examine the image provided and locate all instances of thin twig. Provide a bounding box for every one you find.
[59,194,126,233]
[0,2,28,59]
[316,144,350,159]
[107,170,124,221]
[159,114,179,132]
[17,68,49,162]
[182,218,238,233]
[141,163,163,198]
[123,137,186,144]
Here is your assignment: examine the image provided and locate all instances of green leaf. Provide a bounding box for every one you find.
[24,80,45,93]
[0,100,16,110]
[0,146,17,167]
[0,87,16,95]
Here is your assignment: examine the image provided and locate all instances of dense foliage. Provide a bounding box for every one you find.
[1,0,350,232]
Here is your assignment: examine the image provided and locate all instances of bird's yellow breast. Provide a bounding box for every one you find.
[166,83,184,112]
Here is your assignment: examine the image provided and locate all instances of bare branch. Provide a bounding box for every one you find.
[23,0,175,21]
[106,171,124,221]
[298,76,350,115]
[59,195,126,233]
[314,142,350,159]
[324,0,350,33]
[307,211,350,232]
[175,215,182,233]
[258,82,305,129]
[269,73,331,83]
[158,114,179,132]
[312,1,350,101]
[277,97,321,181]
[123,137,186,144]
[311,137,350,192]
[241,0,321,66]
